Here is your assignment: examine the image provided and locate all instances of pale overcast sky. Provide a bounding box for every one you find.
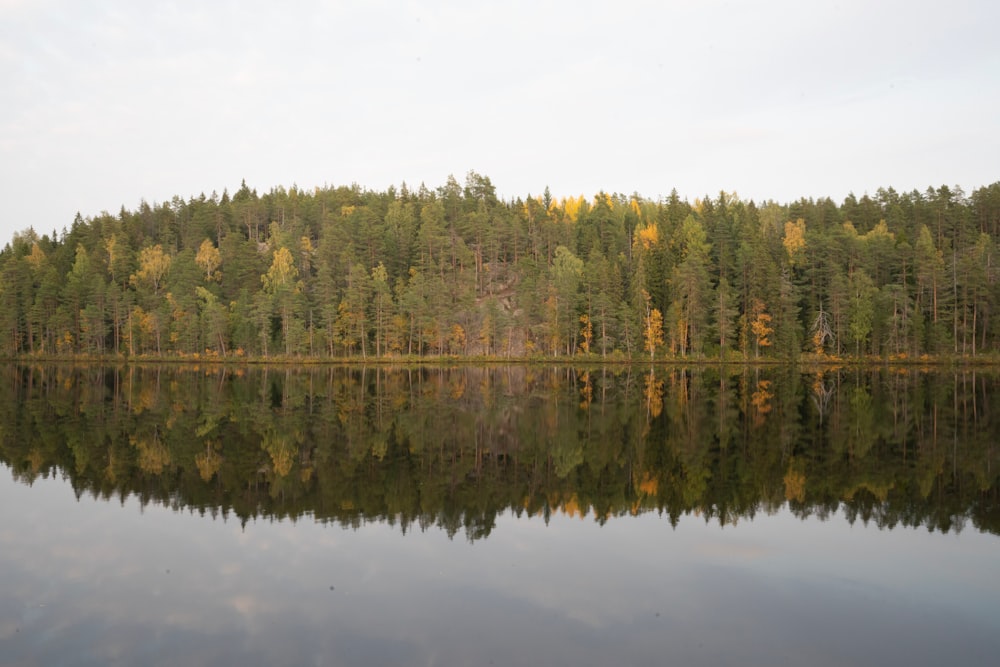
[1,0,997,245]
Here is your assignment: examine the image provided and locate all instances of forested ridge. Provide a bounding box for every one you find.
[3,173,1000,360]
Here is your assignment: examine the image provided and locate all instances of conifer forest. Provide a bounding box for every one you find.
[2,173,1000,361]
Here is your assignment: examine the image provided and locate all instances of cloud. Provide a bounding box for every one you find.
[2,0,999,243]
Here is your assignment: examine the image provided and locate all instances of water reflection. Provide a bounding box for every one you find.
[2,470,998,667]
[2,364,998,538]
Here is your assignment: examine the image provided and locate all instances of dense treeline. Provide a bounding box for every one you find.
[3,174,1000,359]
[2,365,997,539]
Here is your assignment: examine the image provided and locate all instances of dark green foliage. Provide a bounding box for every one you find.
[3,177,1000,359]
[1,365,997,540]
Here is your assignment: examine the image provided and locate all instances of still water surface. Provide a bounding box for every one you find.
[0,365,998,666]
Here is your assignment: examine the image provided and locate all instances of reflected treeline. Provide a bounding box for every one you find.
[1,364,998,539]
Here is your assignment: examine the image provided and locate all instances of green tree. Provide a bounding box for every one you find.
[371,262,391,357]
[549,245,583,355]
[848,269,876,356]
[336,263,373,357]
[714,277,739,357]
[914,225,946,352]
[197,287,229,355]
[671,215,712,356]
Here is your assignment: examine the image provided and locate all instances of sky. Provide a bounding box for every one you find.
[1,0,998,246]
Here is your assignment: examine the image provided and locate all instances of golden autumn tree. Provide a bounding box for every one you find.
[132,244,172,294]
[262,246,298,292]
[261,246,302,355]
[748,298,773,358]
[637,224,660,251]
[579,314,593,354]
[782,219,807,267]
[26,242,46,272]
[642,290,664,361]
[195,238,222,282]
[448,323,467,354]
[561,195,586,222]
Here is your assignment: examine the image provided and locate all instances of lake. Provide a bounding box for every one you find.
[0,364,998,666]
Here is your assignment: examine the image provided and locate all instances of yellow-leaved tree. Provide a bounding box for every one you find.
[748,298,773,358]
[132,244,172,294]
[642,290,664,361]
[782,219,807,267]
[195,239,222,282]
[637,224,660,251]
[262,246,298,293]
[261,246,301,355]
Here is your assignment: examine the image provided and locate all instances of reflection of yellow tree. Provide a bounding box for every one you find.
[579,371,592,410]
[131,431,171,474]
[644,370,664,419]
[104,449,119,484]
[631,471,660,514]
[263,430,295,477]
[751,379,773,426]
[27,448,44,474]
[370,436,388,460]
[670,370,690,408]
[561,494,584,518]
[784,458,806,503]
[449,374,466,400]
[637,473,658,496]
[195,441,222,482]
[751,380,773,411]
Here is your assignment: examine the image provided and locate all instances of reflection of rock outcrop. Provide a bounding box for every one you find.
[1,365,998,539]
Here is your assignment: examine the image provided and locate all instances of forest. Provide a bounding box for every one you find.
[2,173,1000,360]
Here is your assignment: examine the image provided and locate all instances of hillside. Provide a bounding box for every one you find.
[2,173,999,360]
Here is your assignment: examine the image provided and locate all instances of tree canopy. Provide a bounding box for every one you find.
[3,175,999,360]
